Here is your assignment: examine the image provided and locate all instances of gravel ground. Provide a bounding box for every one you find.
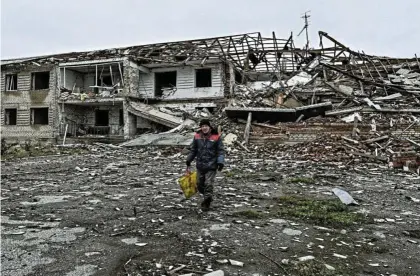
[1,146,420,276]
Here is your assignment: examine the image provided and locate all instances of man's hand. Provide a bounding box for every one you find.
[185,166,191,175]
[217,163,224,171]
[185,161,192,175]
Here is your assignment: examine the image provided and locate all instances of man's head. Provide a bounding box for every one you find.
[199,119,211,134]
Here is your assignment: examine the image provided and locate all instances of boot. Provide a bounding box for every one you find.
[201,197,212,211]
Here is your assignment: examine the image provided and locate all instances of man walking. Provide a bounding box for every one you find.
[186,119,225,211]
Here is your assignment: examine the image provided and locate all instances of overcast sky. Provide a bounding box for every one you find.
[1,0,419,59]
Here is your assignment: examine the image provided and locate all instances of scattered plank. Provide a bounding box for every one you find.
[342,136,359,144]
[350,151,387,162]
[406,138,420,148]
[363,135,389,144]
[235,141,250,152]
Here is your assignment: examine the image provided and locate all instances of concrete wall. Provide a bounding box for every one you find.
[125,61,141,98]
[1,65,58,140]
[128,63,224,100]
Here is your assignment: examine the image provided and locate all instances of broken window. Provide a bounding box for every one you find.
[195,68,212,87]
[5,74,17,91]
[95,110,109,126]
[119,109,124,126]
[97,75,113,87]
[4,108,17,125]
[30,108,49,125]
[155,71,177,97]
[31,71,50,90]
[235,70,243,83]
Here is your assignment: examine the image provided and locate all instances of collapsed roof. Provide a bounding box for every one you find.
[1,32,299,73]
[2,30,418,93]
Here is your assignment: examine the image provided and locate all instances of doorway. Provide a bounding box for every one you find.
[95,110,109,126]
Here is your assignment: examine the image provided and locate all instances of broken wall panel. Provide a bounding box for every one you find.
[126,101,183,128]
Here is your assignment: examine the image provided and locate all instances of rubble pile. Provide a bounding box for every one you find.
[204,33,420,172]
[59,89,122,101]
[232,82,282,107]
[229,58,420,122]
[282,134,413,163]
[227,32,420,128]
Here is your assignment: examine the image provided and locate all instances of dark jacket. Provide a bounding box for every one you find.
[187,129,225,171]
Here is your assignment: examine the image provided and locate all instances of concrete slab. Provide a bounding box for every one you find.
[121,133,194,147]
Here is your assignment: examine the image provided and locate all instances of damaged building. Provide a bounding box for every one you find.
[1,32,297,142]
[1,30,420,161]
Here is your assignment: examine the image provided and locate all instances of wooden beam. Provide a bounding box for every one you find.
[128,62,150,73]
[363,135,389,144]
[244,112,252,144]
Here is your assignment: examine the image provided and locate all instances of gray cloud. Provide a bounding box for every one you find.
[1,0,419,59]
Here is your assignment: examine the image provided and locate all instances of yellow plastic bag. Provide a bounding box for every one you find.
[178,171,197,199]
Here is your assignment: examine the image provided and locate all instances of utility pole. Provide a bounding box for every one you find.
[298,11,311,56]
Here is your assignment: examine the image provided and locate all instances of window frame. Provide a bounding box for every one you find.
[30,107,49,125]
[154,71,177,97]
[4,108,17,125]
[31,71,50,90]
[5,74,18,91]
[195,68,212,88]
